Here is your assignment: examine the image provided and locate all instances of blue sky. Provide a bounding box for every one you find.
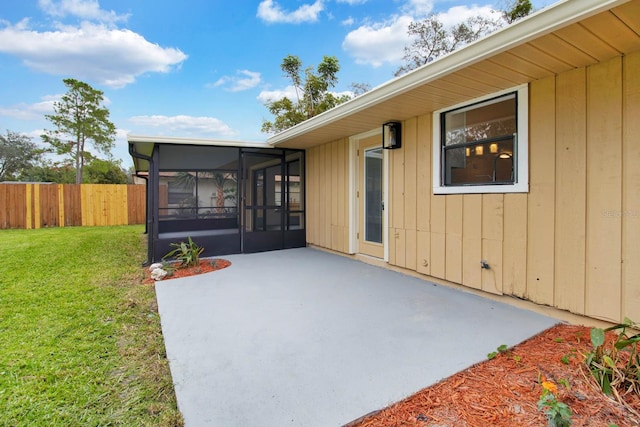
[0,0,551,168]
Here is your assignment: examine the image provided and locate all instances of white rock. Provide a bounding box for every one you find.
[151,268,168,281]
[149,263,164,272]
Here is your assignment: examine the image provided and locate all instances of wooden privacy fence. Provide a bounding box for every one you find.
[0,183,146,229]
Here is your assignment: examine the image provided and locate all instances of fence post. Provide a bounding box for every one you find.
[58,184,65,227]
[25,184,32,230]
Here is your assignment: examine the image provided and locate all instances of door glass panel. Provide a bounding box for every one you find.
[365,147,383,243]
[286,159,302,211]
[254,170,264,207]
[265,208,282,231]
[287,212,304,231]
[266,164,281,207]
[244,154,283,232]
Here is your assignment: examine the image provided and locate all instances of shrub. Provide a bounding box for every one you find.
[163,237,204,268]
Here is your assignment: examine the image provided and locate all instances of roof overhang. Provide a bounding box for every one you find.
[128,134,272,173]
[267,0,640,149]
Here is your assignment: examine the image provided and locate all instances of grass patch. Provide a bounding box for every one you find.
[0,226,182,426]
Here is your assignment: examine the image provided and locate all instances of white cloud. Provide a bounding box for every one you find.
[333,90,354,99]
[257,86,299,104]
[341,2,502,68]
[0,21,187,88]
[341,17,355,26]
[257,0,324,24]
[437,5,499,27]
[38,0,129,24]
[342,16,413,67]
[210,70,262,92]
[257,86,352,105]
[0,94,60,120]
[402,0,434,17]
[128,115,238,138]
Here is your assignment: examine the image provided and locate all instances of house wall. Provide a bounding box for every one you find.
[306,138,351,254]
[306,51,640,323]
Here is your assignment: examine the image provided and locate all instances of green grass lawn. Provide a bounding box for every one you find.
[0,226,182,426]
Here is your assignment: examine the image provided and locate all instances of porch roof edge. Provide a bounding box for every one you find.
[127,134,273,173]
[127,134,270,148]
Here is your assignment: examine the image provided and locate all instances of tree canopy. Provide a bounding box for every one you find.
[19,157,128,184]
[41,78,116,184]
[19,161,76,184]
[261,55,352,134]
[0,131,44,181]
[396,0,533,76]
[84,158,129,184]
[502,0,533,24]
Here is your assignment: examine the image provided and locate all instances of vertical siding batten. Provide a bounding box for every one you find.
[481,193,504,295]
[503,193,528,297]
[324,144,332,249]
[331,141,340,251]
[586,57,623,322]
[527,76,556,305]
[445,195,463,284]
[462,194,483,290]
[430,194,446,279]
[622,51,640,321]
[404,118,418,271]
[555,67,587,315]
[310,145,319,247]
[416,114,432,275]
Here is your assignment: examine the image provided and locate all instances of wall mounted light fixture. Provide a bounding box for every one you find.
[382,121,402,149]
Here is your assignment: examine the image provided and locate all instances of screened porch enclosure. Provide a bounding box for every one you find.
[149,144,305,262]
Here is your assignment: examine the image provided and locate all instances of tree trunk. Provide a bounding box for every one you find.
[75,136,84,184]
[215,186,225,213]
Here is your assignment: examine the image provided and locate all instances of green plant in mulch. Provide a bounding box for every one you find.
[163,236,204,268]
[584,318,639,415]
[487,344,521,363]
[538,378,573,427]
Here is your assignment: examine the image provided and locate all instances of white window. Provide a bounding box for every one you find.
[433,85,528,194]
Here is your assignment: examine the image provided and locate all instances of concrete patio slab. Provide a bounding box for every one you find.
[155,247,558,426]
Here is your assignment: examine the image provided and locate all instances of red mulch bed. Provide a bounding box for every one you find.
[348,324,639,427]
[143,258,231,284]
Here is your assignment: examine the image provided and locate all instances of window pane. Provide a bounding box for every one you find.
[444,95,516,146]
[445,137,514,185]
[159,170,238,219]
[202,171,237,216]
[166,173,197,217]
[286,158,303,211]
[365,148,383,243]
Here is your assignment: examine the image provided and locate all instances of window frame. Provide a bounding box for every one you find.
[432,85,529,194]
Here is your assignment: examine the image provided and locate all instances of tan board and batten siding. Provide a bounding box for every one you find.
[305,52,640,324]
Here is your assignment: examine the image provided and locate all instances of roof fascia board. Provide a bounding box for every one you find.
[127,134,271,148]
[267,0,630,146]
